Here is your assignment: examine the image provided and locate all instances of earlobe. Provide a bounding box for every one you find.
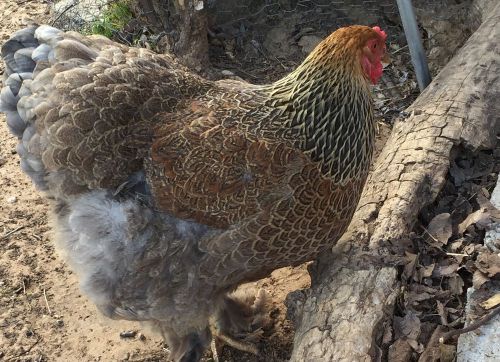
[362,45,372,59]
[361,56,372,80]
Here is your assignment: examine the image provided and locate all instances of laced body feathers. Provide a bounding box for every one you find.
[1,24,383,361]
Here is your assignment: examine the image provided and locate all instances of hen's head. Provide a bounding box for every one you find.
[308,25,389,84]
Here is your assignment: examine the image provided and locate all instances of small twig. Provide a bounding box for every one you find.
[420,224,440,244]
[448,317,465,328]
[14,337,40,357]
[390,44,409,54]
[30,233,42,241]
[113,30,132,46]
[50,3,78,26]
[446,252,469,257]
[233,67,260,80]
[450,192,478,216]
[439,306,500,343]
[43,288,52,315]
[273,56,288,71]
[0,225,27,240]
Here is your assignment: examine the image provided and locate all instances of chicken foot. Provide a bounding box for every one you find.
[208,288,268,360]
[209,322,260,362]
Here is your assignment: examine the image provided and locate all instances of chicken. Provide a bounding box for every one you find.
[0,24,388,361]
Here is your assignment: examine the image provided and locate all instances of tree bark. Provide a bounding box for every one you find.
[289,1,500,361]
[135,0,209,70]
[170,0,208,71]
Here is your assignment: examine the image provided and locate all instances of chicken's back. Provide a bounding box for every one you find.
[0,25,209,198]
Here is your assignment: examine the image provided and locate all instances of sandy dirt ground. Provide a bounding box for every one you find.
[0,2,310,361]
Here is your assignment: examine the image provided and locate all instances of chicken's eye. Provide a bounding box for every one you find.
[372,43,377,49]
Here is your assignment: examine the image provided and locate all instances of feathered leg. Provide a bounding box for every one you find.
[155,322,210,362]
[209,288,269,360]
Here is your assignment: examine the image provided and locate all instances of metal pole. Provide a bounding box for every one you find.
[396,0,432,91]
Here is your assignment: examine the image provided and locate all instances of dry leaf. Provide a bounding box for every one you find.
[409,292,434,303]
[403,252,418,281]
[439,343,456,362]
[464,244,476,255]
[408,284,441,304]
[418,264,435,281]
[382,324,393,345]
[475,253,500,277]
[446,307,460,316]
[436,300,448,325]
[388,339,413,362]
[394,310,421,340]
[458,193,500,234]
[472,270,489,289]
[449,240,463,252]
[480,293,500,309]
[418,325,445,362]
[407,338,424,353]
[427,213,452,245]
[447,275,464,295]
[433,262,459,278]
[458,208,494,234]
[450,162,466,186]
[412,284,439,294]
[477,193,500,220]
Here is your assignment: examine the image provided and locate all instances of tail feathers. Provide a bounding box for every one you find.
[1,25,46,189]
[32,43,51,62]
[4,111,26,137]
[4,72,33,98]
[1,25,98,192]
[0,85,18,110]
[0,24,137,194]
[1,27,38,74]
[34,25,63,47]
[13,48,36,73]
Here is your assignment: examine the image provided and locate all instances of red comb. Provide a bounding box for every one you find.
[372,26,387,40]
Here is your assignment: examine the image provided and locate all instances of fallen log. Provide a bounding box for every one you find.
[289,1,500,360]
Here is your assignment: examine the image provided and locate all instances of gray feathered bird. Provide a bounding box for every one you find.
[0,24,387,361]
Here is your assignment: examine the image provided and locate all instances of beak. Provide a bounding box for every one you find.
[381,52,391,67]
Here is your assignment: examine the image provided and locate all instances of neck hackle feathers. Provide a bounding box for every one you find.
[265,25,383,181]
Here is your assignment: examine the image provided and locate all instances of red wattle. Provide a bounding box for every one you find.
[362,57,383,84]
[370,61,383,84]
